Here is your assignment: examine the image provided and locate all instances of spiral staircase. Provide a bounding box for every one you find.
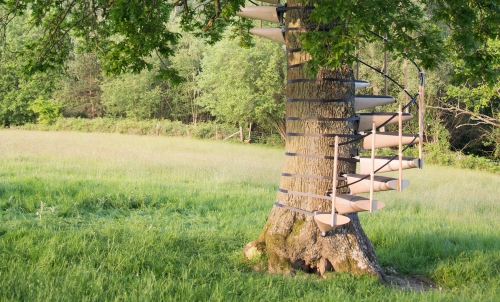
[236,1,425,235]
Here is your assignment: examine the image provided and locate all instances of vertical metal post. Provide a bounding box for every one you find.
[331,136,339,226]
[404,50,409,113]
[356,31,360,80]
[398,104,403,191]
[419,68,425,168]
[370,123,376,212]
[260,1,263,28]
[384,33,388,96]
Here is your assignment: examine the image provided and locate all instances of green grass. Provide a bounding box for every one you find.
[1,130,499,301]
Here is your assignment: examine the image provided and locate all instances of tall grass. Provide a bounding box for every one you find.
[1,130,499,301]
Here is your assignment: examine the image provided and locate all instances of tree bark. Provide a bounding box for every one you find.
[244,0,386,281]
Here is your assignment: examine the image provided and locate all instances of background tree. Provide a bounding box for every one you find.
[197,35,286,138]
[430,38,500,159]
[29,97,62,125]
[54,52,104,119]
[163,21,208,124]
[0,13,59,126]
[101,67,162,120]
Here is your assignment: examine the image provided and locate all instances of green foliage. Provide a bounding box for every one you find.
[54,53,104,119]
[487,128,500,159]
[435,38,500,158]
[29,98,62,125]
[445,39,500,109]
[177,0,248,45]
[162,24,208,124]
[0,13,60,126]
[1,0,183,83]
[101,69,162,120]
[2,0,498,88]
[197,35,286,135]
[302,0,444,75]
[97,23,209,123]
[303,0,500,85]
[427,1,500,85]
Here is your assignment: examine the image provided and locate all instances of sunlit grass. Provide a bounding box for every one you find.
[360,166,500,290]
[1,130,499,301]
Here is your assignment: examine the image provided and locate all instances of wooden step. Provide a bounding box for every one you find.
[249,28,285,43]
[355,95,395,111]
[346,174,410,194]
[236,6,279,23]
[334,194,385,214]
[357,112,413,131]
[358,156,420,174]
[361,132,419,150]
[314,213,350,234]
[355,80,370,90]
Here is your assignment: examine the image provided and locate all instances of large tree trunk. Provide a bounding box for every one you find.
[244,1,386,281]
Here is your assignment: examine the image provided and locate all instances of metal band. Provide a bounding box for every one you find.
[282,27,307,33]
[286,132,363,139]
[282,173,334,180]
[287,78,355,84]
[286,48,302,53]
[285,152,359,163]
[277,6,315,11]
[278,188,331,201]
[286,116,359,122]
[286,97,354,103]
[274,202,359,220]
[287,63,307,70]
[273,201,315,216]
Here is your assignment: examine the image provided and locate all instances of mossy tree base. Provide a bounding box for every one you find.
[244,214,387,282]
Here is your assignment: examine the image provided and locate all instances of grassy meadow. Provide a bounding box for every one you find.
[0,130,499,301]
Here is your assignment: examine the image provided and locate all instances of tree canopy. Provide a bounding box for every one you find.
[1,0,499,85]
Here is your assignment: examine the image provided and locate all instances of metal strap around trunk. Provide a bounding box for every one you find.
[287,63,307,70]
[286,48,302,53]
[287,78,355,84]
[286,97,354,103]
[285,152,359,163]
[274,202,359,219]
[278,188,331,201]
[286,116,359,122]
[330,133,370,146]
[282,27,307,33]
[274,201,315,216]
[277,6,315,11]
[286,132,363,139]
[282,173,333,180]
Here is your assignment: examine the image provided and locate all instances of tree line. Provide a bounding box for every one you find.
[1,8,499,159]
[0,11,285,138]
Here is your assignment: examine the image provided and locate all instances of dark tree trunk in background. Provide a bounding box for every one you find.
[244,1,386,281]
